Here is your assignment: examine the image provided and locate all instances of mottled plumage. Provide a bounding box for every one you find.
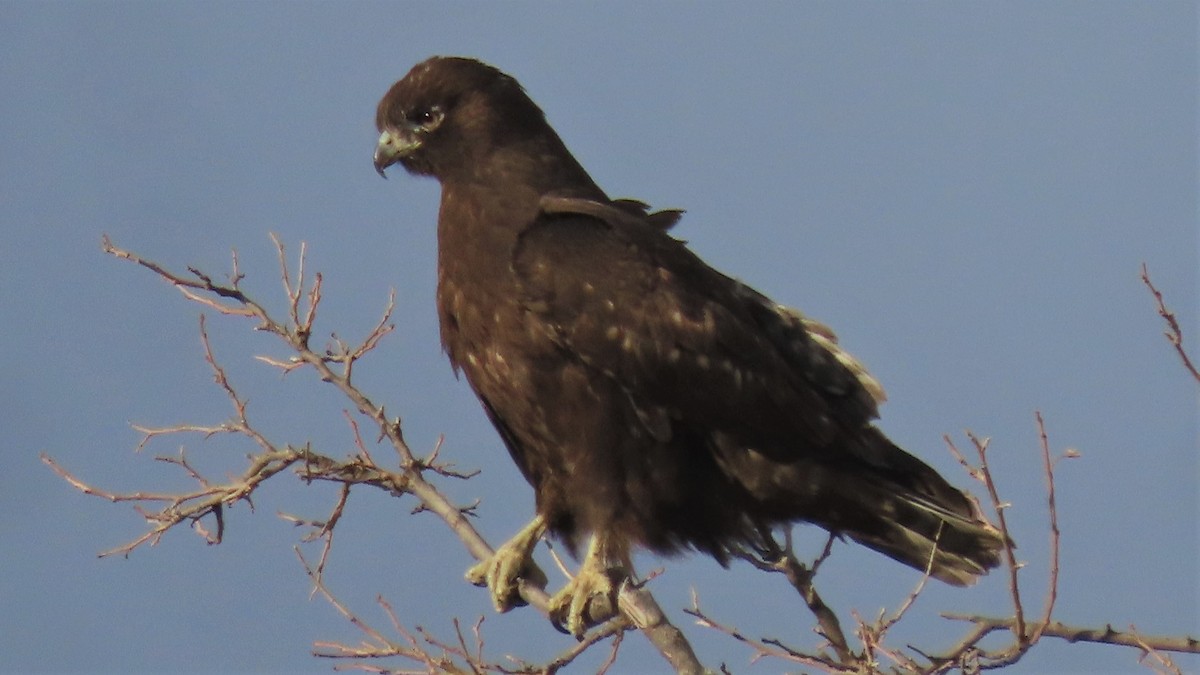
[374,56,1005,635]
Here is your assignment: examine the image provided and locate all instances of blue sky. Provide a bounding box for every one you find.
[2,3,1196,673]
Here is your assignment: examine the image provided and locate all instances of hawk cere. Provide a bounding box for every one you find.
[373,56,1005,637]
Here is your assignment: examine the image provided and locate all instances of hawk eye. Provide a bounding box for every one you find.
[407,107,444,129]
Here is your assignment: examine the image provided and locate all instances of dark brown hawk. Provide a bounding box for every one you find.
[374,56,1005,637]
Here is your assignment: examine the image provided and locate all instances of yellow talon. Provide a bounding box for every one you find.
[547,534,629,638]
[466,516,548,612]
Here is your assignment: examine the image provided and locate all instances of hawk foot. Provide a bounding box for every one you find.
[466,517,548,613]
[548,538,628,638]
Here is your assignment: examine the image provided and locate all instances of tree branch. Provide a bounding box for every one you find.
[1140,263,1200,384]
[940,616,1199,657]
[50,235,705,674]
[52,237,1197,674]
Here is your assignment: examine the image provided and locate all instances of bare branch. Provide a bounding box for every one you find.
[42,445,302,557]
[300,548,464,673]
[945,432,1026,645]
[1027,411,1062,647]
[281,481,350,582]
[685,590,853,673]
[128,423,239,452]
[729,530,852,663]
[617,581,704,675]
[854,534,937,673]
[71,237,705,673]
[940,616,1199,657]
[66,238,1198,674]
[1130,624,1187,675]
[1141,263,1200,383]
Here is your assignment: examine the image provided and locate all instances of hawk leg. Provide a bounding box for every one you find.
[466,515,548,612]
[548,533,630,638]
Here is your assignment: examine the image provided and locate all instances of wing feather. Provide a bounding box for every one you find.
[513,199,877,457]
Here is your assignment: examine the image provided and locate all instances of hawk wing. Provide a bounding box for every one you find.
[513,197,879,459]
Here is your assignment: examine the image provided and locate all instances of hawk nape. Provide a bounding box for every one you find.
[374,56,1005,637]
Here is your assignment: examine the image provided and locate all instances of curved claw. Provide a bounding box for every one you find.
[547,564,622,637]
[465,517,547,612]
[546,535,629,638]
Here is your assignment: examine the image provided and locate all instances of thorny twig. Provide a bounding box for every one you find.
[729,531,853,663]
[853,533,939,673]
[1131,624,1186,675]
[1141,263,1200,384]
[936,427,1037,671]
[299,547,625,674]
[685,590,854,673]
[969,432,1025,642]
[278,480,350,583]
[936,617,1197,669]
[40,315,305,557]
[1027,411,1061,647]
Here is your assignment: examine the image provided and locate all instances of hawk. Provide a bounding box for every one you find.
[374,56,1004,637]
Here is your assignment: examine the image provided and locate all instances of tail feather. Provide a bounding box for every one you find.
[711,428,1009,585]
[837,481,1006,586]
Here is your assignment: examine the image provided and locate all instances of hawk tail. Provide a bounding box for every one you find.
[837,479,1008,586]
[819,429,1007,585]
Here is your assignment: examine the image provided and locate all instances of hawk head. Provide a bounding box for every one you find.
[373,56,548,181]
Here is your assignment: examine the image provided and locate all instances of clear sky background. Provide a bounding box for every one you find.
[2,3,1196,673]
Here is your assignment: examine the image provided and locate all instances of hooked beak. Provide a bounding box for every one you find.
[373,128,420,178]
